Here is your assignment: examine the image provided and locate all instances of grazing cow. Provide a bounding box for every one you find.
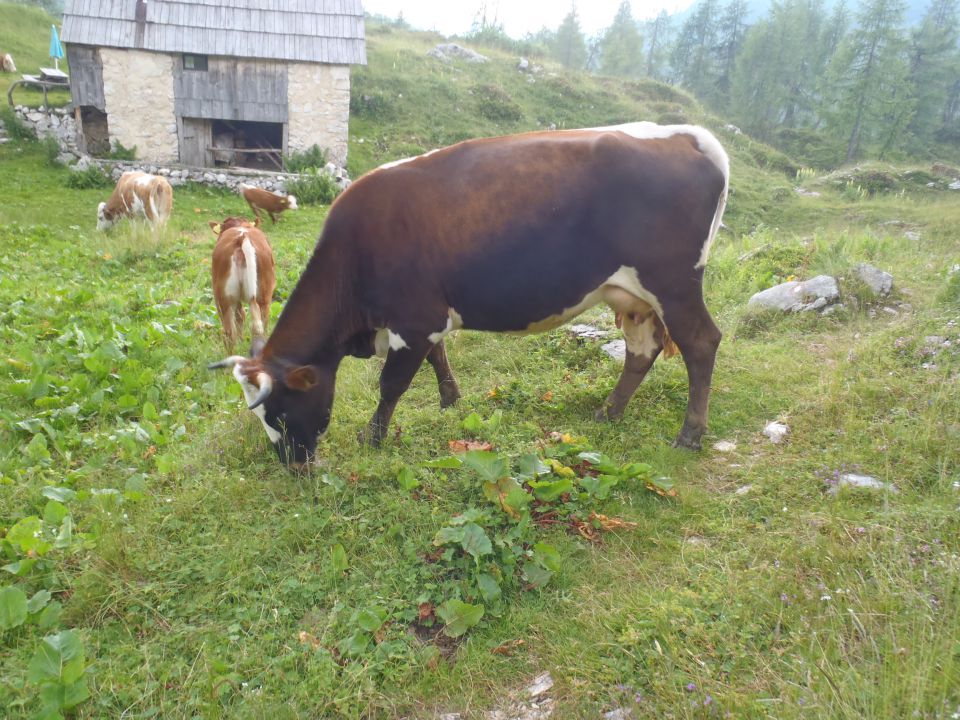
[209,216,276,352]
[1,53,16,73]
[211,122,729,468]
[240,184,298,223]
[97,171,173,231]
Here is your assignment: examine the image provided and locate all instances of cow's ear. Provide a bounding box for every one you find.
[209,221,221,234]
[285,365,318,391]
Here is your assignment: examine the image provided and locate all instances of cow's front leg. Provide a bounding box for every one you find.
[426,340,460,409]
[361,335,433,447]
[596,310,662,422]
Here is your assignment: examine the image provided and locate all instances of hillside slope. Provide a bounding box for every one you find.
[0,2,66,76]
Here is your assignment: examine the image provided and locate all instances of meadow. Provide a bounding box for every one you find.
[1,12,959,720]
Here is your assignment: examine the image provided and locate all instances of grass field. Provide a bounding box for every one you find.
[1,7,959,719]
[1,133,958,718]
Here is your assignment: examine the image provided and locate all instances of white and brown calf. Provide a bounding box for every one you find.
[97,171,173,230]
[239,184,298,224]
[210,217,276,352]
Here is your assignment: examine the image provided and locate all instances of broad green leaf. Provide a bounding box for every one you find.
[621,462,654,481]
[396,467,420,491]
[448,509,487,525]
[3,559,37,576]
[437,599,484,637]
[0,586,28,630]
[27,590,52,614]
[523,561,553,588]
[40,487,76,503]
[27,433,51,464]
[321,473,346,492]
[533,543,562,573]
[579,474,619,500]
[54,517,74,550]
[27,630,85,684]
[142,401,159,421]
[434,525,466,546]
[35,602,62,630]
[330,544,349,573]
[7,516,51,556]
[461,412,484,434]
[338,630,370,657]
[124,474,148,501]
[462,451,509,484]
[43,501,69,527]
[459,523,492,561]
[357,606,386,632]
[483,477,531,518]
[39,678,90,711]
[117,394,139,409]
[476,573,501,603]
[577,451,619,474]
[528,477,574,502]
[517,453,550,480]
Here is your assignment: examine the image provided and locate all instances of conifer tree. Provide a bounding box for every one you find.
[644,10,673,80]
[600,1,644,78]
[904,0,959,149]
[554,7,588,70]
[670,0,720,103]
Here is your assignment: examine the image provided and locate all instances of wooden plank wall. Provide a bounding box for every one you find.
[65,45,105,111]
[173,56,287,123]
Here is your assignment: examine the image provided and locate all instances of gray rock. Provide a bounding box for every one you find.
[763,421,790,444]
[428,43,489,63]
[949,180,960,190]
[518,57,530,72]
[567,324,610,340]
[831,473,897,494]
[748,275,840,313]
[854,263,894,296]
[601,340,626,360]
[526,672,553,697]
[604,710,632,720]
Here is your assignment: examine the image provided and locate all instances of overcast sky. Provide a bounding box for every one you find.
[362,1,696,38]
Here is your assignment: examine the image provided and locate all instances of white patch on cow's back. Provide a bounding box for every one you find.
[377,147,442,171]
[240,235,258,301]
[428,308,464,344]
[584,123,729,270]
[233,364,281,444]
[134,174,155,188]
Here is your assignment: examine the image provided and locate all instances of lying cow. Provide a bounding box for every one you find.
[211,122,729,468]
[240,184,298,224]
[97,171,173,231]
[210,216,276,352]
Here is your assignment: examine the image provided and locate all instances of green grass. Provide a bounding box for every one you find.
[1,131,958,718]
[0,2,70,108]
[1,15,959,718]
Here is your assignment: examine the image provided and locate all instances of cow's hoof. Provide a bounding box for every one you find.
[672,431,703,451]
[439,385,461,409]
[594,405,622,423]
[357,427,384,448]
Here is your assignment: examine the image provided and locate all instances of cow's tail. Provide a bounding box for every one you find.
[237,236,259,302]
[152,180,173,224]
[692,128,730,270]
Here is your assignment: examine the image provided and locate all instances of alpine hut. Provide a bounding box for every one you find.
[60,0,366,169]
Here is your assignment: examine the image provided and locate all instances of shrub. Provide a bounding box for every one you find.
[107,141,137,160]
[285,144,329,173]
[285,169,341,205]
[0,105,36,142]
[64,165,112,190]
[41,136,61,166]
[473,84,523,124]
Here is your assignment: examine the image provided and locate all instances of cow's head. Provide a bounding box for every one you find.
[208,355,334,470]
[285,195,299,210]
[96,202,114,231]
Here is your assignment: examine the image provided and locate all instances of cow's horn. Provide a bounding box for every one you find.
[248,372,273,410]
[207,355,246,370]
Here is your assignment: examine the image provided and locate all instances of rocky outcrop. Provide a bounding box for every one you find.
[748,275,840,313]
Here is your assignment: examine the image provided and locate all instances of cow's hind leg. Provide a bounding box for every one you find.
[663,297,722,450]
[427,340,460,409]
[362,335,433,447]
[217,300,238,352]
[596,321,662,421]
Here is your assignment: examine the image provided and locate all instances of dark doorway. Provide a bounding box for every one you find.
[209,119,284,170]
[78,106,110,156]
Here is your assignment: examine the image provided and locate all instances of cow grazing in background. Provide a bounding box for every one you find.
[1,53,16,73]
[97,171,173,230]
[209,216,276,352]
[211,122,729,469]
[240,184,298,224]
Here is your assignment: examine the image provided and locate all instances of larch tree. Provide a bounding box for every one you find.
[600,1,644,78]
[554,7,589,70]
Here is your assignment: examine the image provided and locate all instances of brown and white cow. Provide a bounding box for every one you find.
[209,216,276,352]
[97,171,173,231]
[211,122,729,468]
[240,184,298,224]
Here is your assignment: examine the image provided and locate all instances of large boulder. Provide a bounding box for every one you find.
[853,262,893,296]
[748,275,840,313]
[427,43,489,64]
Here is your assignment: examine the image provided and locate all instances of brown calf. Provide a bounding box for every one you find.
[97,171,173,230]
[209,216,276,352]
[239,184,298,223]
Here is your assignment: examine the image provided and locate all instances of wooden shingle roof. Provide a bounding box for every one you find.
[62,0,366,65]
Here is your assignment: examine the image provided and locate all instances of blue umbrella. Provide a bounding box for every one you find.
[50,24,64,69]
